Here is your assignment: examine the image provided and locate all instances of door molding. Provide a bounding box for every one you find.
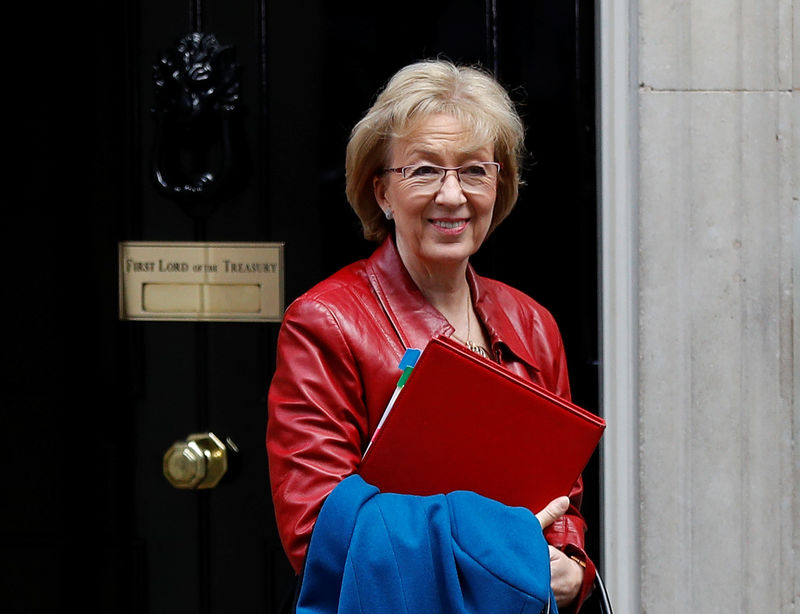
[597,0,641,611]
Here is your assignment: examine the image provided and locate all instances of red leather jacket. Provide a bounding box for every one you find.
[267,237,596,608]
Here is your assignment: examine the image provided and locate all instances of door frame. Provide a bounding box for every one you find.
[598,0,641,611]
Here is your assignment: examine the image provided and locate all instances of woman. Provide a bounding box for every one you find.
[267,59,595,611]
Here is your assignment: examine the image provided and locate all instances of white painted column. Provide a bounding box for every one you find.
[598,1,641,613]
[631,0,799,612]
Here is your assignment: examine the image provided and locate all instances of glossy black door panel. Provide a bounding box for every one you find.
[6,2,597,611]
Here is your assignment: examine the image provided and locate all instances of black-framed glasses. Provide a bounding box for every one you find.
[382,162,501,194]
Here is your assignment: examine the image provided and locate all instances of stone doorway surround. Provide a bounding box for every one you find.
[598,0,798,611]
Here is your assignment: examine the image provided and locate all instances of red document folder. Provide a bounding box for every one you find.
[359,335,606,514]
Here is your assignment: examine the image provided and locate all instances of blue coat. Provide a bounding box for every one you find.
[297,475,556,614]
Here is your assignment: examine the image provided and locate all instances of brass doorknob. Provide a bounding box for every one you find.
[163,432,229,489]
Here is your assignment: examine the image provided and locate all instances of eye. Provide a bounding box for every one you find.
[460,164,488,177]
[407,165,441,178]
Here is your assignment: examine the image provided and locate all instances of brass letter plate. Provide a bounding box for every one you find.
[119,242,284,322]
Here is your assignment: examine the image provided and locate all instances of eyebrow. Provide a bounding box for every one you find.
[403,145,492,160]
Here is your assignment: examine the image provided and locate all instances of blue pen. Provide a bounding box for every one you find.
[364,348,421,454]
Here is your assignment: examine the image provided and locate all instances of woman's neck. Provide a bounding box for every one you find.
[397,242,491,356]
[396,243,471,318]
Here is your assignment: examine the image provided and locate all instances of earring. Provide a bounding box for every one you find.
[385,209,394,220]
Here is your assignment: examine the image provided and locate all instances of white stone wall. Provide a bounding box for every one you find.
[635,0,798,611]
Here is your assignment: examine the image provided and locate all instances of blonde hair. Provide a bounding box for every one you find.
[345,59,526,242]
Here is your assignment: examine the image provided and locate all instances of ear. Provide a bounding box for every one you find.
[373,174,390,214]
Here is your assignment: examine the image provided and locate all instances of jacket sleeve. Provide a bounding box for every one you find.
[539,318,597,612]
[266,297,367,574]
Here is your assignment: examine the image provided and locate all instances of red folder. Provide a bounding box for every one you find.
[359,335,606,514]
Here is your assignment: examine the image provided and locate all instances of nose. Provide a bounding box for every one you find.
[434,170,467,207]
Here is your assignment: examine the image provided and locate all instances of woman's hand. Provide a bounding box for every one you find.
[535,497,584,607]
[548,545,584,607]
[534,496,570,529]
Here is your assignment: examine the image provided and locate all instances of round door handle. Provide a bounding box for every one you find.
[163,432,229,489]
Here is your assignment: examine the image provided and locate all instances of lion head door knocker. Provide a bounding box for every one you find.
[151,33,247,217]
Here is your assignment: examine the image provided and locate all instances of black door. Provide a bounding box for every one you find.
[7,1,597,612]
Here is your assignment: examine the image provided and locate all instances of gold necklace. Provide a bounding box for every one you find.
[458,291,492,359]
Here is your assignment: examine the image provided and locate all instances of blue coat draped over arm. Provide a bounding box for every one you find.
[297,475,557,614]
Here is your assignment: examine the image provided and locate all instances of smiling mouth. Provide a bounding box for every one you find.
[431,219,468,230]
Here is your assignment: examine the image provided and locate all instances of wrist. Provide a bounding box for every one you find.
[568,554,586,569]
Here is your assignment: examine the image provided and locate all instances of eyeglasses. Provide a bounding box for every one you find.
[382,162,501,194]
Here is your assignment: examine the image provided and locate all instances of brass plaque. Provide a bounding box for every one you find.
[119,242,284,322]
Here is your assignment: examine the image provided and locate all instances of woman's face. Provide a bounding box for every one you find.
[374,114,496,277]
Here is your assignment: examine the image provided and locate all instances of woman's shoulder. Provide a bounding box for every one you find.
[475,274,558,327]
[283,258,374,323]
[473,274,567,389]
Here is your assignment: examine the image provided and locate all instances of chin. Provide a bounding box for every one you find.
[422,240,481,264]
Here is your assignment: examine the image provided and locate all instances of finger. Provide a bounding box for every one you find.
[535,496,570,529]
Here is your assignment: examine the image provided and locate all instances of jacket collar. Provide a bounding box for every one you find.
[366,237,541,373]
[365,237,453,351]
[467,268,542,373]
